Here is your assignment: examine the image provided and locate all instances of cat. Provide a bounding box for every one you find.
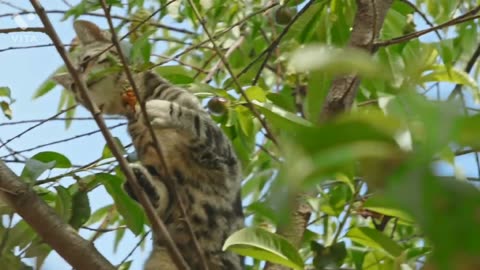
[53,20,244,270]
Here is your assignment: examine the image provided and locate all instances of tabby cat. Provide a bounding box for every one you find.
[53,20,244,270]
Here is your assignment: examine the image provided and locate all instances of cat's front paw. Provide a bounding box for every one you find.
[124,163,170,216]
[143,100,176,128]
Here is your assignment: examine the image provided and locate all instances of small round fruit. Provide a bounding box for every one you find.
[274,6,296,25]
[208,96,229,116]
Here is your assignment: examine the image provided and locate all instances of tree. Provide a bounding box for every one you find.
[1,0,480,269]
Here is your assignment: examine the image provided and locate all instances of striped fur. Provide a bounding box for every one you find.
[53,20,244,270]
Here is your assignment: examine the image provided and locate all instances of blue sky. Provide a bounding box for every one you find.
[1,1,480,270]
[0,1,155,269]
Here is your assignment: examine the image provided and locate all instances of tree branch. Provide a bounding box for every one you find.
[29,1,191,269]
[375,5,480,47]
[0,10,194,35]
[0,161,115,270]
[265,1,394,270]
[320,0,394,120]
[0,27,45,34]
[99,1,203,268]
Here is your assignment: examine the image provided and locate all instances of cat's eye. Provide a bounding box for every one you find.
[79,55,92,72]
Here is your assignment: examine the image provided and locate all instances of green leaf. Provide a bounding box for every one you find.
[252,100,313,130]
[289,46,389,79]
[33,66,66,99]
[25,242,51,268]
[118,260,132,270]
[0,251,33,270]
[1,101,12,119]
[154,66,195,84]
[363,196,415,224]
[33,80,57,99]
[243,86,267,102]
[69,191,91,230]
[31,151,72,169]
[235,106,254,136]
[54,186,73,222]
[6,220,35,250]
[102,138,125,159]
[130,29,155,64]
[0,86,11,98]
[420,65,480,102]
[223,227,304,270]
[388,169,480,268]
[284,1,326,43]
[346,227,404,258]
[20,159,56,183]
[99,173,145,235]
[266,91,296,113]
[311,241,347,269]
[113,225,127,253]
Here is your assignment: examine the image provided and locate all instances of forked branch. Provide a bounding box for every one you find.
[0,162,116,270]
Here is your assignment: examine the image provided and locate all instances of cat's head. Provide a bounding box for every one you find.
[53,20,132,115]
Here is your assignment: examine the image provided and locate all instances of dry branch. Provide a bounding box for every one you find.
[0,161,115,270]
[29,0,190,269]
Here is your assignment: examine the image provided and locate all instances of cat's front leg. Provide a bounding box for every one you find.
[124,163,171,217]
[143,100,238,171]
[140,100,176,128]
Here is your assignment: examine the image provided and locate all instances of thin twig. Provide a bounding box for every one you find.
[187,0,279,146]
[0,0,27,11]
[152,2,280,68]
[0,116,123,126]
[399,0,442,40]
[0,123,126,159]
[203,35,245,83]
[81,225,126,232]
[251,0,316,85]
[153,54,209,74]
[0,9,195,35]
[375,6,480,47]
[34,157,116,186]
[0,138,27,161]
[0,43,70,53]
[99,1,194,269]
[331,182,362,244]
[89,206,116,242]
[0,105,76,149]
[0,27,45,34]
[118,231,150,267]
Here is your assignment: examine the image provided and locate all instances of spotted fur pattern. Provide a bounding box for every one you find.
[53,20,244,270]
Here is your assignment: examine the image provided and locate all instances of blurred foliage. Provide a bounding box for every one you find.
[2,0,480,269]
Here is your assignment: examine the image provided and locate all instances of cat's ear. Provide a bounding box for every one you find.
[52,73,74,89]
[73,20,109,44]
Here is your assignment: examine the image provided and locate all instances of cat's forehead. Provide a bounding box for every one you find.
[71,41,113,62]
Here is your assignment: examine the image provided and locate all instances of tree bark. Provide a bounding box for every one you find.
[265,1,393,269]
[320,0,394,120]
[0,161,115,270]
